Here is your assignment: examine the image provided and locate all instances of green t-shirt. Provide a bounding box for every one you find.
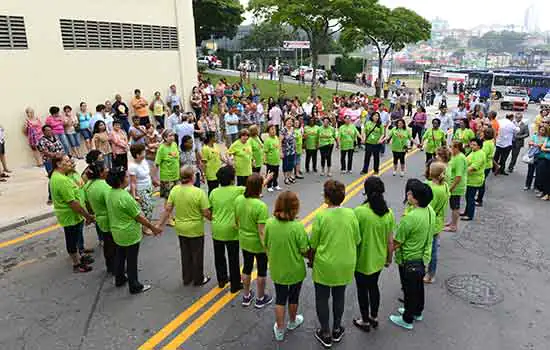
[83,179,111,232]
[482,140,496,170]
[263,135,281,166]
[426,180,449,234]
[447,153,467,196]
[106,188,142,247]
[228,140,253,176]
[354,204,395,275]
[423,128,446,154]
[294,129,303,155]
[201,144,222,181]
[338,124,359,151]
[168,184,209,237]
[235,195,269,253]
[310,208,361,286]
[394,206,435,265]
[318,126,336,147]
[466,149,486,187]
[155,142,180,181]
[363,121,384,145]
[304,125,320,150]
[50,171,84,227]
[264,218,309,285]
[390,128,412,152]
[249,136,264,168]
[453,128,475,146]
[209,185,245,241]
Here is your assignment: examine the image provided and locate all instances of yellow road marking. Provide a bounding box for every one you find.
[160,149,419,349]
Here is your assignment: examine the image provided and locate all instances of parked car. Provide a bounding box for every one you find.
[280,63,292,75]
[540,92,550,109]
[197,55,222,68]
[501,88,529,111]
[290,66,327,82]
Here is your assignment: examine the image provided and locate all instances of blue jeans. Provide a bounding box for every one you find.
[476,168,491,204]
[428,235,440,276]
[57,133,71,155]
[66,133,80,148]
[464,185,481,219]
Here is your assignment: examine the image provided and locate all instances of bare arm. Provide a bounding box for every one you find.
[449,175,461,193]
[202,208,212,221]
[258,223,266,248]
[69,201,94,224]
[129,174,138,199]
[158,202,174,227]
[135,214,161,235]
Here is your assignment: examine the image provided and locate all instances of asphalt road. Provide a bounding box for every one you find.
[1,142,549,350]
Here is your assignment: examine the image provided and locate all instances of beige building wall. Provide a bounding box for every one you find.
[1,0,198,167]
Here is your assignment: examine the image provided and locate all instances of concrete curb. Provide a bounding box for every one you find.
[0,211,55,234]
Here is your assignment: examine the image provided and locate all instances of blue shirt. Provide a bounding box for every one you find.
[224,113,239,135]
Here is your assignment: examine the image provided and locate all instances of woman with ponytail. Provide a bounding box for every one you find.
[352,176,395,332]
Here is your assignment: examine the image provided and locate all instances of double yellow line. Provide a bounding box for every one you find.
[140,149,418,349]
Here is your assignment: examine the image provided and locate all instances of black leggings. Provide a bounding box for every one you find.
[355,270,381,320]
[411,125,424,144]
[275,282,303,306]
[237,175,248,186]
[305,149,318,172]
[207,180,219,196]
[362,144,381,173]
[113,153,128,170]
[393,151,406,166]
[242,249,268,277]
[425,152,434,164]
[266,164,279,188]
[319,144,333,169]
[340,149,354,171]
[315,283,346,334]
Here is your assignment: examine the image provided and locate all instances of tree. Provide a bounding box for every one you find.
[341,5,431,97]
[242,22,294,64]
[468,31,527,53]
[194,0,245,44]
[248,0,376,98]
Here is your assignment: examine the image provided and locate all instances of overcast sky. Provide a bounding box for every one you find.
[240,0,550,31]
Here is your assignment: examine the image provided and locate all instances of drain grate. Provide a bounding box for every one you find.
[445,274,503,307]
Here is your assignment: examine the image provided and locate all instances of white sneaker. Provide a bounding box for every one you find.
[347,170,352,174]
[393,170,397,176]
[267,187,274,192]
[275,186,282,191]
[320,171,325,176]
[400,170,405,177]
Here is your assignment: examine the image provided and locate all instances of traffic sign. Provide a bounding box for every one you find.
[283,41,310,49]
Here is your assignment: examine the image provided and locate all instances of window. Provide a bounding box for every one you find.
[59,19,178,50]
[0,15,28,49]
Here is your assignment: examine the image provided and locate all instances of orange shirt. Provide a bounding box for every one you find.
[132,97,149,118]
[490,119,499,138]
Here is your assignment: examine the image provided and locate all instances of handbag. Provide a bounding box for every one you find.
[522,152,534,164]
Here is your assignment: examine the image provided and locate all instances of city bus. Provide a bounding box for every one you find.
[466,71,550,101]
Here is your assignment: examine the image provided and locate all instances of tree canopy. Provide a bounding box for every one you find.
[194,0,245,44]
[468,31,527,54]
[242,22,294,58]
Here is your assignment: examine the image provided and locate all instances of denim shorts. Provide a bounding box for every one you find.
[66,133,80,148]
[80,129,92,140]
[295,153,301,167]
[282,154,296,172]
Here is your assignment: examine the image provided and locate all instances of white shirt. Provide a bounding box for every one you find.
[496,118,518,148]
[390,93,397,104]
[269,106,282,126]
[302,102,313,116]
[175,122,195,144]
[256,103,265,122]
[167,93,182,109]
[104,112,114,133]
[167,113,181,131]
[128,160,152,190]
[439,112,454,132]
[89,113,105,132]
[452,108,467,122]
[224,113,239,135]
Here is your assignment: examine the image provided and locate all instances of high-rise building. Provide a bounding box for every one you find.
[524,4,540,33]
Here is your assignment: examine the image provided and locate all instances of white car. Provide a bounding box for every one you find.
[291,66,327,82]
[197,55,222,68]
[541,93,550,108]
[501,88,529,111]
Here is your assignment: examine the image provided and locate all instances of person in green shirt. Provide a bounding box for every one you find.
[50,155,95,273]
[318,117,338,177]
[83,159,116,273]
[155,129,180,204]
[390,179,435,330]
[387,119,412,177]
[338,115,360,174]
[228,129,253,186]
[293,119,305,179]
[265,191,309,341]
[235,173,273,308]
[248,125,264,174]
[303,117,320,173]
[424,162,450,284]
[106,167,160,294]
[476,128,496,206]
[353,177,395,333]
[421,118,446,163]
[311,180,360,348]
[462,138,485,221]
[264,125,281,192]
[209,166,245,293]
[67,156,95,255]
[201,132,222,195]
[158,166,212,287]
[453,119,475,154]
[444,141,468,233]
[361,112,385,175]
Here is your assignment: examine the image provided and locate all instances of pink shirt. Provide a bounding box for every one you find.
[45,115,65,135]
[109,130,128,155]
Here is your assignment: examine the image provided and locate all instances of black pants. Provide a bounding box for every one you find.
[407,103,413,116]
[113,153,128,170]
[425,152,434,164]
[314,283,346,334]
[213,239,241,292]
[266,164,279,188]
[319,144,333,169]
[275,282,303,306]
[398,263,425,324]
[237,175,248,187]
[508,146,522,171]
[539,159,550,195]
[340,149,354,171]
[411,125,424,144]
[207,180,219,196]
[476,168,491,204]
[115,242,142,293]
[96,224,116,273]
[252,166,262,173]
[362,144,381,173]
[154,115,165,128]
[178,235,205,285]
[494,146,512,174]
[305,149,318,172]
[393,151,406,166]
[355,271,381,320]
[525,160,541,190]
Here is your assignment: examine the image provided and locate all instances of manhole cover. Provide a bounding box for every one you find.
[445,274,503,306]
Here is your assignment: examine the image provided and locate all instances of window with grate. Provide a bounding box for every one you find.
[59,19,178,50]
[0,15,28,49]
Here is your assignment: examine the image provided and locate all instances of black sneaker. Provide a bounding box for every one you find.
[80,255,95,265]
[115,276,128,287]
[230,282,243,294]
[218,279,228,289]
[130,284,152,295]
[332,327,345,343]
[314,329,332,348]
